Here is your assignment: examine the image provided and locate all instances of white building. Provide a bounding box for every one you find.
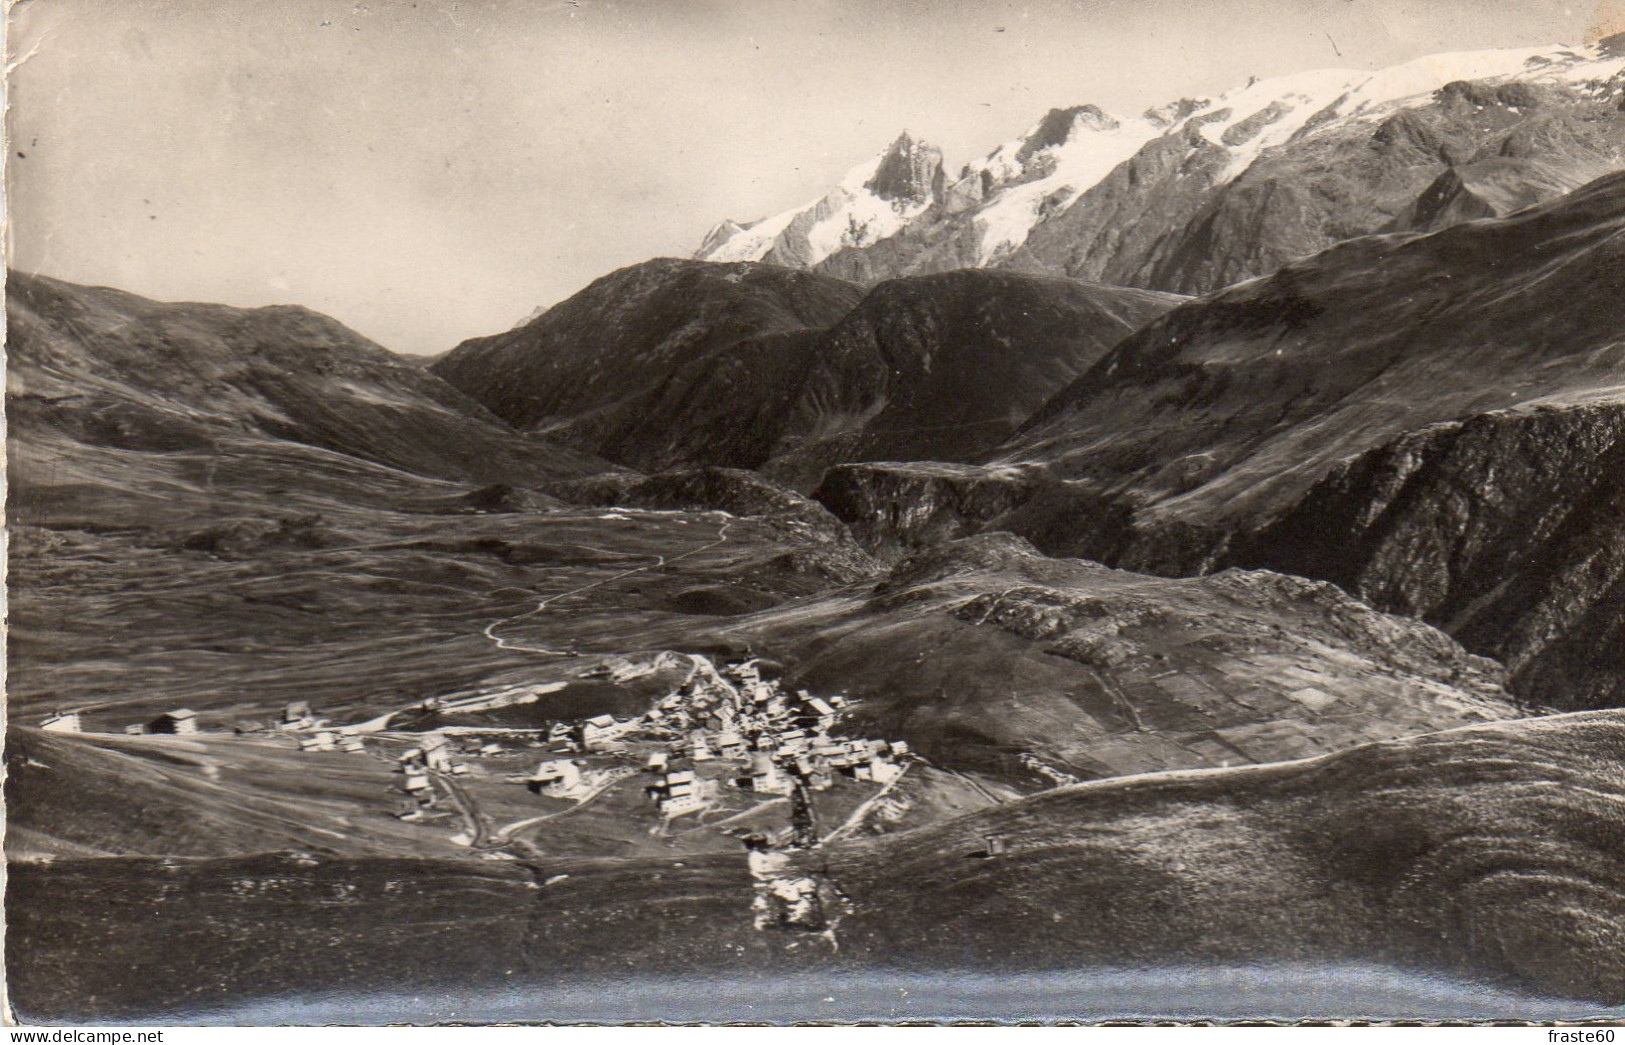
[579,714,632,750]
[40,711,83,733]
[527,759,584,797]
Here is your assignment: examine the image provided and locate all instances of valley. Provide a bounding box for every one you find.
[7,33,1625,1026]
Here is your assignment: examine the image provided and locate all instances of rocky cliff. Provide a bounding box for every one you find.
[1232,401,1625,711]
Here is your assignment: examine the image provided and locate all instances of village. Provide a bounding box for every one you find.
[35,653,916,860]
[391,653,913,852]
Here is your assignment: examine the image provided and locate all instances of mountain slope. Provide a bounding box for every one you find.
[429,258,866,458]
[814,710,1625,1006]
[433,260,1181,480]
[1000,169,1625,541]
[641,269,1183,486]
[728,533,1516,783]
[6,271,605,488]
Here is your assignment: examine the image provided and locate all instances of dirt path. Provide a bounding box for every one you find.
[819,762,913,845]
[437,774,495,848]
[481,513,735,657]
[489,769,633,844]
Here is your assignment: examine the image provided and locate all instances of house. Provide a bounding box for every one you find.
[660,782,706,816]
[649,770,710,817]
[715,731,749,759]
[299,733,338,753]
[146,709,199,735]
[578,714,631,750]
[339,737,366,754]
[420,733,453,770]
[984,833,1008,857]
[688,730,715,761]
[856,757,903,784]
[450,762,471,776]
[740,752,794,795]
[526,759,583,797]
[646,768,696,803]
[794,696,837,732]
[479,742,503,756]
[645,751,669,773]
[40,711,83,733]
[282,701,312,724]
[124,723,145,735]
[404,772,432,793]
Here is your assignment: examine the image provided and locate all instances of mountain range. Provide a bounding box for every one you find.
[698,39,1625,295]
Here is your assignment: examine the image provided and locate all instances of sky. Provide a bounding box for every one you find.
[5,0,1610,353]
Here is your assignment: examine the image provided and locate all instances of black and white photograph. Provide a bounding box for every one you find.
[4,0,1624,1026]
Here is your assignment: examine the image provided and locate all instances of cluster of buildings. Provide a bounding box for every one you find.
[534,656,912,821]
[658,659,909,800]
[275,702,366,753]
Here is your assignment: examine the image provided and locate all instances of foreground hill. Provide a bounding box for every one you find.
[11,712,1621,1020]
[6,271,605,489]
[433,260,1179,481]
[812,710,1625,1006]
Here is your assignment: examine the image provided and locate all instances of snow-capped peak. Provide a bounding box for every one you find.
[696,132,944,266]
[959,104,1170,262]
[1184,41,1625,181]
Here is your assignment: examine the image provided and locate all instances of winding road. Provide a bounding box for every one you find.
[480,512,736,657]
